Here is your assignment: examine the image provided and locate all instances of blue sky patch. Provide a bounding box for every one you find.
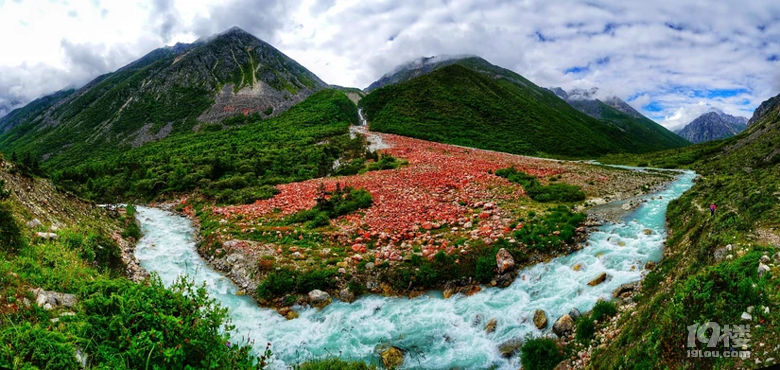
[642,101,664,112]
[565,65,589,74]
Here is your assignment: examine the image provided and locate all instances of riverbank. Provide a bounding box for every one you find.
[133,169,695,369]
[161,156,676,317]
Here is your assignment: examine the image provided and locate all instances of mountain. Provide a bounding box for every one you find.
[747,94,780,126]
[360,56,689,157]
[0,27,327,168]
[551,87,690,149]
[674,111,748,143]
[0,89,75,133]
[365,55,476,92]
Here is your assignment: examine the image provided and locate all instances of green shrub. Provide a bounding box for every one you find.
[520,337,564,370]
[80,276,262,369]
[121,221,142,240]
[298,269,337,293]
[575,315,596,344]
[475,256,495,283]
[495,167,585,202]
[0,201,24,253]
[294,358,375,370]
[258,268,297,299]
[287,186,373,228]
[591,300,618,322]
[0,322,80,370]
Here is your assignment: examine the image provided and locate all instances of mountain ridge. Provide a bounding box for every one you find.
[0,27,327,168]
[674,110,748,143]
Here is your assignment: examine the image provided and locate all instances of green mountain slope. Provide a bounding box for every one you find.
[0,89,75,134]
[555,92,691,150]
[592,94,780,369]
[360,60,682,158]
[53,89,363,203]
[0,27,326,169]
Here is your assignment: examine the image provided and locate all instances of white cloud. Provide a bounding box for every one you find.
[0,0,779,129]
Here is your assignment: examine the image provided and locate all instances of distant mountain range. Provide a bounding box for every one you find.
[1,30,692,171]
[675,111,748,143]
[549,87,690,149]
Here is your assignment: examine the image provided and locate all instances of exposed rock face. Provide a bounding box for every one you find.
[380,347,404,368]
[588,272,608,286]
[533,309,548,329]
[552,314,575,337]
[675,111,748,143]
[496,248,515,274]
[308,290,332,308]
[748,94,780,126]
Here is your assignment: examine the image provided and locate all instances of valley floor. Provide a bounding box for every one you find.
[178,128,674,309]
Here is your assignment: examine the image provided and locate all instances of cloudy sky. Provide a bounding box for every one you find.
[2,0,780,130]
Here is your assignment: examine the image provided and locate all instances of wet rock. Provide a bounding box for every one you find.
[613,282,638,298]
[498,338,523,358]
[307,290,332,308]
[26,219,43,228]
[495,273,514,288]
[460,285,482,296]
[339,288,355,303]
[568,307,582,320]
[533,310,548,329]
[285,311,299,320]
[485,318,497,333]
[496,248,515,274]
[572,263,582,271]
[552,315,575,337]
[381,347,404,368]
[642,229,653,235]
[443,282,456,299]
[644,261,656,270]
[588,272,608,286]
[758,263,771,278]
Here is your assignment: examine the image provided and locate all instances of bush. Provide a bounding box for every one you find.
[520,337,564,370]
[475,255,495,283]
[294,358,375,370]
[575,315,596,344]
[298,269,337,293]
[258,268,297,299]
[591,300,618,322]
[0,322,80,370]
[495,167,585,202]
[0,201,24,253]
[80,276,262,369]
[287,186,373,228]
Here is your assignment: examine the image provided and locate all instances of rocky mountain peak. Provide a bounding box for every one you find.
[675,110,748,143]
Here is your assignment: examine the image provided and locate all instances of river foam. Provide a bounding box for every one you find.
[135,169,695,369]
